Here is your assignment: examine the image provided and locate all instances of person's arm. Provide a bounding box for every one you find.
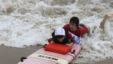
[99,15,110,32]
[72,35,80,45]
[68,32,80,44]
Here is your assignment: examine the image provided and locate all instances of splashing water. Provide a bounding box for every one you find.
[0,0,113,63]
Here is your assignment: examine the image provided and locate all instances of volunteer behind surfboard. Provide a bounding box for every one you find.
[63,16,89,38]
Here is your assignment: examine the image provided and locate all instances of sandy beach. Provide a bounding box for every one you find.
[0,45,42,64]
[95,59,113,64]
[0,45,113,64]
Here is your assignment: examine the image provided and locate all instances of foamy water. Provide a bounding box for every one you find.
[0,0,113,63]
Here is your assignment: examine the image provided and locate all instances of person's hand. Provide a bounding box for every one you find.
[73,35,80,44]
[68,31,80,44]
[104,15,109,19]
[100,15,109,29]
[69,31,75,37]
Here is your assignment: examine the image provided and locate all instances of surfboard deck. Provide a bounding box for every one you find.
[18,44,81,64]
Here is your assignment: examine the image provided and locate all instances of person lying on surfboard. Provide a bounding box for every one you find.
[48,27,80,45]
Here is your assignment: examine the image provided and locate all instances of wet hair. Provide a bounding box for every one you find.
[69,16,79,27]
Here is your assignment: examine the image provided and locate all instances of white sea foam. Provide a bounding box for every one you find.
[0,0,113,63]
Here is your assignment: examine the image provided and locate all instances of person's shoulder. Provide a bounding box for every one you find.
[48,38,53,42]
[64,24,69,26]
[63,24,70,29]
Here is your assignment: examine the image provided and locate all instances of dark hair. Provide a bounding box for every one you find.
[69,16,79,27]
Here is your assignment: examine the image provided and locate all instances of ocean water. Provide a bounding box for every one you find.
[0,0,113,63]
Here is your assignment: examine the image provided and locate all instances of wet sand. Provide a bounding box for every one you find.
[0,45,42,64]
[94,59,113,64]
[0,45,113,64]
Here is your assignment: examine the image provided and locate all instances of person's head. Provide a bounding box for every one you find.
[53,27,65,42]
[69,16,79,31]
